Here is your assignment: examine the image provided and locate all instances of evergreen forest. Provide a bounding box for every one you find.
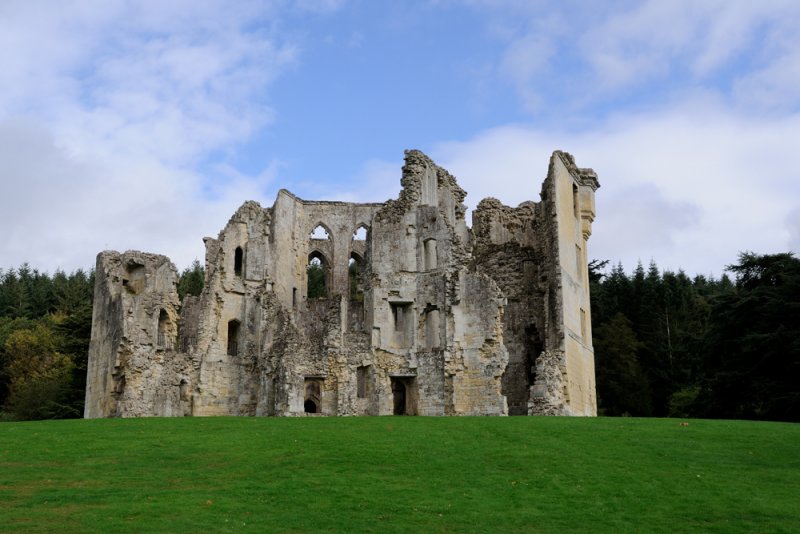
[1,253,797,422]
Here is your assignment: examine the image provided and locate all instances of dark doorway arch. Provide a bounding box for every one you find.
[392,379,406,415]
[304,378,322,414]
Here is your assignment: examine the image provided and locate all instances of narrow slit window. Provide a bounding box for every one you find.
[227,319,240,356]
[234,246,244,277]
[580,308,587,342]
[573,184,580,218]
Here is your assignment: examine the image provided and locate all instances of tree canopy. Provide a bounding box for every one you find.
[590,252,800,422]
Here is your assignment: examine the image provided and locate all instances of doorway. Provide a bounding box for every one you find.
[391,377,417,415]
[392,379,406,415]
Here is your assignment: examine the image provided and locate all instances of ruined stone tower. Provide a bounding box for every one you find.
[84,150,599,417]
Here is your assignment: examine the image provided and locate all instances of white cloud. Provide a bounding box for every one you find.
[0,118,274,273]
[0,1,300,272]
[427,100,800,275]
[482,1,800,112]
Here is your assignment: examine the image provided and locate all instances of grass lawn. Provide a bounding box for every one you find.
[1,416,798,533]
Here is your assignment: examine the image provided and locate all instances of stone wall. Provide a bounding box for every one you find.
[85,149,599,418]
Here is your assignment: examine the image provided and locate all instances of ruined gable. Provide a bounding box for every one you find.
[85,149,599,417]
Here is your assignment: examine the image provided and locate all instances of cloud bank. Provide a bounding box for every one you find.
[0,1,299,272]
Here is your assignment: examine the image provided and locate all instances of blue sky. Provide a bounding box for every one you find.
[1,0,799,277]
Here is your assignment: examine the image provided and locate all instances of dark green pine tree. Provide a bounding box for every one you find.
[177,260,205,301]
[593,312,652,416]
[697,252,800,421]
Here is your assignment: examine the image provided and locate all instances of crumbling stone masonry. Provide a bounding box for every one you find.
[84,150,599,417]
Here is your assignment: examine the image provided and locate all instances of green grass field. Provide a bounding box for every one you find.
[1,416,798,533]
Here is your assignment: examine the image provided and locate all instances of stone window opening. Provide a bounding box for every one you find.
[123,262,146,294]
[390,302,412,347]
[179,379,190,402]
[234,246,244,277]
[573,183,580,218]
[227,319,241,356]
[356,365,369,399]
[304,378,323,414]
[310,223,331,240]
[349,253,364,301]
[575,244,583,281]
[353,225,368,241]
[580,308,588,342]
[307,252,329,299]
[423,238,438,270]
[157,309,173,350]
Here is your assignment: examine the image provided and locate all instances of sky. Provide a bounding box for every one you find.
[1,0,799,278]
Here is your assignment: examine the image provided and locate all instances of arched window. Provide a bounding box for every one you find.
[310,223,331,240]
[350,225,368,302]
[234,247,244,277]
[348,252,364,301]
[353,225,367,241]
[307,251,329,299]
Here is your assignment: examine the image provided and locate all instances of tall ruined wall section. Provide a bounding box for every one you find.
[185,190,385,417]
[531,152,599,415]
[472,199,544,415]
[368,150,508,415]
[471,151,599,416]
[186,201,274,415]
[85,251,191,417]
[85,148,598,418]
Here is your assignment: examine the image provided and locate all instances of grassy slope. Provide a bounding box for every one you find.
[1,417,798,533]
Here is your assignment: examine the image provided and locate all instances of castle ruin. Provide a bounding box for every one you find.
[84,150,599,417]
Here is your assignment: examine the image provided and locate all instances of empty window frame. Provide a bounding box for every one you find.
[580,308,588,342]
[573,184,580,218]
[227,319,241,356]
[234,246,244,277]
[390,302,412,347]
[157,309,172,350]
[307,252,329,299]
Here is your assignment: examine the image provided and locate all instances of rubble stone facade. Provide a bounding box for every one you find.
[84,150,599,418]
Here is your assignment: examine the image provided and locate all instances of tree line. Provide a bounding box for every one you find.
[591,252,799,422]
[0,261,205,421]
[1,252,797,422]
